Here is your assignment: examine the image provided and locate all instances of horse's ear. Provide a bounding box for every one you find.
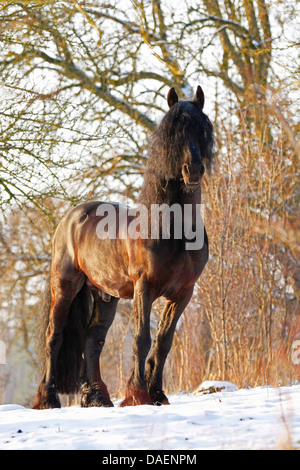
[194,85,205,109]
[167,87,178,108]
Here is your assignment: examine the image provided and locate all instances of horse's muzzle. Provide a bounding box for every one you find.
[182,163,203,188]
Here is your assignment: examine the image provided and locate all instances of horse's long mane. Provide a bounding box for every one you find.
[139,100,214,206]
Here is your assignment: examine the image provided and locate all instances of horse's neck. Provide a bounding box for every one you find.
[140,177,200,206]
[179,186,202,207]
[139,178,202,242]
[159,178,202,207]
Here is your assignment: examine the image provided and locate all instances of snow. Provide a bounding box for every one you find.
[193,380,238,394]
[0,383,300,451]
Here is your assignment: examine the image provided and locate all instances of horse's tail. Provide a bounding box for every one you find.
[35,278,52,379]
[36,280,91,395]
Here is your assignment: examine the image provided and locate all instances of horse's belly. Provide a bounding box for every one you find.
[84,271,134,299]
[92,278,134,299]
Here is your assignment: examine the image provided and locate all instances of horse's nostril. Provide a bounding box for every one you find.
[182,163,203,186]
[182,164,191,185]
[183,163,190,176]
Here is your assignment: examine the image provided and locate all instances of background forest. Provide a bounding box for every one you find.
[0,0,299,406]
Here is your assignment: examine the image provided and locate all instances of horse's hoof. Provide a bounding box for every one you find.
[81,382,114,407]
[120,387,153,407]
[151,389,170,406]
[32,393,61,410]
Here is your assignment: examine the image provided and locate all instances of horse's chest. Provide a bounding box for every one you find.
[150,253,201,296]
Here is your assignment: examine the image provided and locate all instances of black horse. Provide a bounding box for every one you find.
[33,86,214,409]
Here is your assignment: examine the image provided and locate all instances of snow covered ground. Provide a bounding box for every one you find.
[0,382,299,451]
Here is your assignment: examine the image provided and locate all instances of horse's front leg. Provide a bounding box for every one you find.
[120,282,154,406]
[146,288,194,405]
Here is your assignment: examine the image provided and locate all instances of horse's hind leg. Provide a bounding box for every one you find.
[33,273,85,409]
[81,293,119,407]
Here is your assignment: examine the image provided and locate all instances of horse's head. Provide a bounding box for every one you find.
[143,86,214,206]
[166,86,214,189]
